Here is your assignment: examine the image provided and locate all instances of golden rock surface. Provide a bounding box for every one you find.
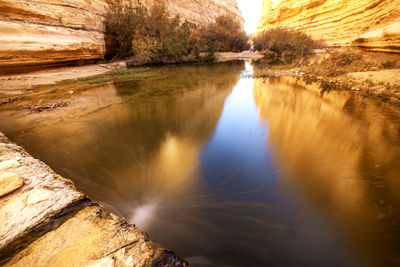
[0,0,243,74]
[258,0,400,53]
[0,141,84,251]
[6,205,186,267]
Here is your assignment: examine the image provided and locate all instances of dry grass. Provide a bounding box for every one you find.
[25,101,69,113]
[303,50,378,77]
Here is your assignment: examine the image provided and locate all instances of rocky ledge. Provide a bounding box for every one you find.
[0,132,187,266]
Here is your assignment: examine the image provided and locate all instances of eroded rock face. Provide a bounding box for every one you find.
[0,0,243,74]
[258,0,400,53]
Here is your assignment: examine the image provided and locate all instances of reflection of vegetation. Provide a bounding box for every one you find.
[114,61,245,100]
[104,0,248,65]
[0,62,244,211]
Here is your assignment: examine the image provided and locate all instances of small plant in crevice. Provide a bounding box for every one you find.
[381,60,396,69]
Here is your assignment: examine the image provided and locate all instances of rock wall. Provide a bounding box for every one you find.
[0,0,243,74]
[258,0,400,53]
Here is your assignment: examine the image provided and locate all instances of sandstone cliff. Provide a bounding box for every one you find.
[258,0,400,53]
[0,0,243,74]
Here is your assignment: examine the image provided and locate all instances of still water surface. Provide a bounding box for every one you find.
[1,61,400,266]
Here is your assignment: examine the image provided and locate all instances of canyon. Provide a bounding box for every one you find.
[0,0,243,74]
[258,0,400,53]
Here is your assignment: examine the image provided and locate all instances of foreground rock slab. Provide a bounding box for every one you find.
[0,132,187,266]
[6,206,185,267]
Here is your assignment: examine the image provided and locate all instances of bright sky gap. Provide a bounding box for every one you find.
[237,0,263,35]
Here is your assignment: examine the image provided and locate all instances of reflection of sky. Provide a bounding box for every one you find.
[198,62,356,266]
[201,62,278,202]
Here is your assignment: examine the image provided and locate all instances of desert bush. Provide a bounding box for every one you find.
[105,1,201,63]
[253,27,320,64]
[105,1,249,64]
[381,60,396,68]
[104,0,147,59]
[198,15,249,52]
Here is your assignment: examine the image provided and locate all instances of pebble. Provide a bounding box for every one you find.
[26,188,55,205]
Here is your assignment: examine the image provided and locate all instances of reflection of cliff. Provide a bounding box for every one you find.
[0,62,244,227]
[253,77,400,266]
[0,0,243,74]
[258,0,400,53]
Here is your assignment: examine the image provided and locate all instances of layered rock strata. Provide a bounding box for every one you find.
[258,0,400,53]
[0,131,187,266]
[0,0,243,74]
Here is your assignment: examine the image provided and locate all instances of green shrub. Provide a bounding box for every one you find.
[253,27,320,64]
[382,60,396,68]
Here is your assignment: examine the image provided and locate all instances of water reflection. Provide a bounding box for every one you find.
[0,62,399,266]
[254,77,400,266]
[197,63,356,266]
[202,62,274,201]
